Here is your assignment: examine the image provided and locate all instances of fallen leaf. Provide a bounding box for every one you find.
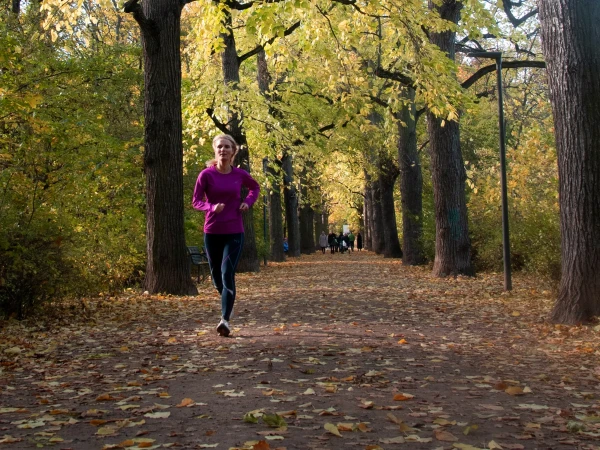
[435,430,458,442]
[176,398,194,407]
[393,393,414,401]
[324,423,342,437]
[144,412,170,419]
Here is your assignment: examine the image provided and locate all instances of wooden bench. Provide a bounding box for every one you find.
[187,246,209,283]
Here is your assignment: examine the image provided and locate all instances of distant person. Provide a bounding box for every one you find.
[283,237,289,253]
[356,232,363,251]
[328,232,336,254]
[319,231,328,254]
[348,231,355,251]
[192,133,260,338]
[338,232,347,253]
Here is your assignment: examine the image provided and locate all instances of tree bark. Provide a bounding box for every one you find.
[370,178,385,254]
[539,0,600,323]
[299,166,315,254]
[397,89,426,265]
[378,158,402,258]
[219,11,259,272]
[267,161,285,262]
[363,175,372,250]
[126,0,196,295]
[12,0,20,14]
[427,0,474,276]
[299,204,315,254]
[257,50,284,262]
[283,152,301,257]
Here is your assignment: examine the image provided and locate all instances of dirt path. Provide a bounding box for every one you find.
[1,252,599,450]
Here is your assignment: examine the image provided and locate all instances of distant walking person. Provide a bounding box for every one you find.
[348,231,355,251]
[192,134,260,337]
[319,231,328,254]
[328,232,336,254]
[356,232,363,251]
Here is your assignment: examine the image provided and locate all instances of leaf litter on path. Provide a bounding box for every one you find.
[0,252,599,449]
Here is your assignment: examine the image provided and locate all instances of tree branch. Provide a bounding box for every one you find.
[123,0,159,47]
[503,1,538,27]
[461,60,546,90]
[374,67,415,89]
[238,21,301,64]
[205,108,230,134]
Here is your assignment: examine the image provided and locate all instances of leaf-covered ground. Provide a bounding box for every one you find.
[1,251,599,450]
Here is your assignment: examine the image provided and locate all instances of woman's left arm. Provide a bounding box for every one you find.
[240,171,261,208]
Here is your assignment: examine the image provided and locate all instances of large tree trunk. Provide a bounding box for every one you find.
[126,0,196,295]
[540,0,600,323]
[427,0,474,276]
[299,204,315,254]
[283,152,300,257]
[379,158,402,258]
[220,11,259,272]
[397,89,426,265]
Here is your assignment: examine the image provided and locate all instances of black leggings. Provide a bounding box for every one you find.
[204,233,244,321]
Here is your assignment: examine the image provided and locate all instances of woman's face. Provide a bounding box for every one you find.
[214,138,235,164]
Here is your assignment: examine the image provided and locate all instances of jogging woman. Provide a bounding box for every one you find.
[192,134,260,337]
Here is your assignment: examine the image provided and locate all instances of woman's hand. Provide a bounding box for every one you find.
[239,202,249,211]
[213,203,225,214]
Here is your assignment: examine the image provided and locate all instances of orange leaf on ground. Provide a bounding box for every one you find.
[177,398,194,407]
[393,393,414,401]
[252,441,271,450]
[435,430,458,442]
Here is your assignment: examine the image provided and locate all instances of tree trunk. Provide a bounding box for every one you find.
[427,0,474,276]
[371,178,385,254]
[126,0,196,295]
[12,0,20,14]
[299,166,315,254]
[363,176,372,250]
[379,159,402,258]
[257,51,284,262]
[267,162,285,262]
[540,0,600,323]
[283,152,300,257]
[220,11,259,272]
[299,204,315,254]
[397,89,426,265]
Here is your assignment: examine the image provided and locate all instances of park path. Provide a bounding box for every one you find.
[1,251,599,449]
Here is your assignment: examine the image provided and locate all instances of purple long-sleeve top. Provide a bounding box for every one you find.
[192,165,260,234]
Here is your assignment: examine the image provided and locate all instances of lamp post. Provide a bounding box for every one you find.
[468,51,512,291]
[262,157,269,266]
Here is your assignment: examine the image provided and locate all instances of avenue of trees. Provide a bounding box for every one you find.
[1,0,598,324]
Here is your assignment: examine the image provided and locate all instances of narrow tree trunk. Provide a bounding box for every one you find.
[427,0,473,276]
[363,176,372,250]
[379,159,402,258]
[540,0,600,323]
[257,50,284,262]
[12,0,20,14]
[126,0,196,295]
[268,162,285,262]
[371,178,386,254]
[220,12,259,272]
[397,89,426,265]
[299,166,315,254]
[283,153,300,257]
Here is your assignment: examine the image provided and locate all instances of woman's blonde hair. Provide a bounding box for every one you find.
[206,134,239,167]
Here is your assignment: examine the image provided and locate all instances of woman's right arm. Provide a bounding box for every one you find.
[192,172,214,212]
